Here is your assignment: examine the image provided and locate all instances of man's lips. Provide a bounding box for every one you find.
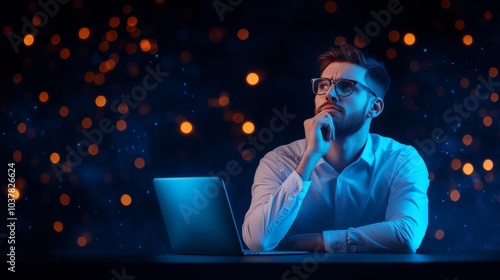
[319,104,342,113]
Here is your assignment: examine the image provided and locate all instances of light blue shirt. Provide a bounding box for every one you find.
[242,134,429,253]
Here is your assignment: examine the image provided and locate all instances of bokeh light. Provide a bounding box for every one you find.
[180,121,193,134]
[77,236,87,247]
[95,95,107,107]
[462,134,473,146]
[106,30,118,42]
[450,190,460,202]
[51,34,61,45]
[332,36,345,46]
[60,48,70,59]
[388,30,400,42]
[483,159,493,171]
[489,67,498,78]
[12,150,22,162]
[451,158,461,170]
[116,120,127,131]
[54,221,64,232]
[483,116,493,127]
[441,0,451,9]
[435,229,445,240]
[462,34,473,46]
[237,28,249,40]
[324,1,337,13]
[88,144,99,156]
[78,27,90,40]
[242,121,255,134]
[403,33,416,46]
[127,16,138,26]
[121,194,132,206]
[209,27,225,42]
[109,17,120,28]
[134,158,145,169]
[232,112,244,123]
[59,106,69,117]
[491,92,499,102]
[81,117,92,129]
[246,72,259,86]
[24,34,34,46]
[484,11,492,20]
[462,163,474,175]
[454,20,465,30]
[60,194,70,206]
[12,73,22,84]
[17,123,27,133]
[40,172,50,184]
[50,152,60,164]
[39,91,49,103]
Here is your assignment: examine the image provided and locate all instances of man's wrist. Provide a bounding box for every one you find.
[295,152,322,181]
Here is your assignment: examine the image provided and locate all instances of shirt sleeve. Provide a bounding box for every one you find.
[242,151,311,251]
[323,146,430,253]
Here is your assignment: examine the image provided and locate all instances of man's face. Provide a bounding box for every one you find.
[314,62,376,138]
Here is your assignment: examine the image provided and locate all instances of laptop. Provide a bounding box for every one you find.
[153,176,308,255]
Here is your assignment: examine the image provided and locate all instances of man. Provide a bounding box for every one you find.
[241,44,429,253]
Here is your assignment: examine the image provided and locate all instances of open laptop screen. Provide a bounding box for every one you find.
[153,177,245,255]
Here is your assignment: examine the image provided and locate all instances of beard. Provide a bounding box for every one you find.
[333,110,366,138]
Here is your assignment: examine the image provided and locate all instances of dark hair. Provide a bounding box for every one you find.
[317,44,391,98]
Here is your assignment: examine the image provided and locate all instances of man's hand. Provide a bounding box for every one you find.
[303,111,335,158]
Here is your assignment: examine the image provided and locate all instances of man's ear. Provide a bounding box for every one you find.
[367,98,384,118]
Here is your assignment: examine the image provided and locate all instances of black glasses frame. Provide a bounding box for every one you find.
[311,78,378,98]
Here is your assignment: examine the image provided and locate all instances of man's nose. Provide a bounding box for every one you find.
[325,83,339,101]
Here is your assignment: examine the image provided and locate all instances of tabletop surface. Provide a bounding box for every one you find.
[11,250,500,279]
[19,249,500,263]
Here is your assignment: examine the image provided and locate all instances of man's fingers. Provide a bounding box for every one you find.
[321,126,330,141]
[323,112,335,141]
[306,112,335,142]
[329,115,335,141]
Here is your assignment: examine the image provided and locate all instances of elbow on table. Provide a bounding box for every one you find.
[395,232,424,253]
[392,218,426,253]
[243,233,278,251]
[398,239,420,254]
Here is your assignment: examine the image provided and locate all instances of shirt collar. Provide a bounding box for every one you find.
[317,134,375,168]
[359,134,374,166]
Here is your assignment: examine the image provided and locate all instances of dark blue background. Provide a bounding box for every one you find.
[1,0,499,254]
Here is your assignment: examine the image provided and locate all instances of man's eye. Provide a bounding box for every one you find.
[318,81,330,89]
[337,81,356,92]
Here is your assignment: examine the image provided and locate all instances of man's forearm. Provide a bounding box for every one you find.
[295,152,322,181]
[242,171,312,251]
[276,233,326,251]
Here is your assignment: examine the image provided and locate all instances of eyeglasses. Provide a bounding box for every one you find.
[311,78,377,98]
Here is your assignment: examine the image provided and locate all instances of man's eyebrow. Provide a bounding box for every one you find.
[320,71,344,80]
[332,71,343,80]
